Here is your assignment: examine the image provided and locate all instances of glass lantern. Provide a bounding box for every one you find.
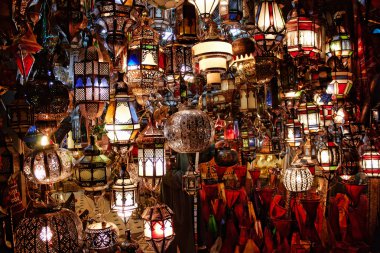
[319,103,334,128]
[142,204,175,253]
[219,0,243,24]
[189,0,219,19]
[85,221,119,252]
[327,71,353,100]
[284,118,303,147]
[338,147,360,181]
[182,170,202,195]
[297,102,320,134]
[74,136,111,191]
[149,5,173,36]
[317,141,340,172]
[175,0,198,44]
[285,0,322,59]
[105,88,140,145]
[254,0,286,54]
[327,12,353,59]
[283,164,314,192]
[361,146,380,177]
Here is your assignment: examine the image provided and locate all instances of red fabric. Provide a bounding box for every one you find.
[234,203,244,225]
[258,187,274,211]
[269,195,287,219]
[225,189,240,208]
[344,184,366,207]
[248,169,261,186]
[220,217,238,253]
[262,227,274,253]
[211,199,226,223]
[203,184,219,199]
[16,53,34,78]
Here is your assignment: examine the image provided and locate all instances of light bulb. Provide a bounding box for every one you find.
[40,135,49,147]
[40,226,53,242]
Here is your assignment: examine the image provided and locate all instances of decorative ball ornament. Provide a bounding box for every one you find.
[23,143,73,185]
[85,221,119,252]
[142,204,175,253]
[15,208,83,253]
[283,165,314,192]
[164,107,215,153]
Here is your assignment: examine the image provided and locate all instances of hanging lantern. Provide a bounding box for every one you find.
[175,0,198,44]
[297,102,320,134]
[317,141,340,172]
[327,12,353,59]
[142,204,175,253]
[285,0,322,59]
[7,88,34,139]
[149,5,173,36]
[0,133,13,182]
[232,38,256,84]
[319,103,334,128]
[15,208,83,253]
[164,107,215,153]
[361,146,380,177]
[338,147,360,181]
[189,0,219,19]
[149,0,177,9]
[74,136,111,191]
[127,12,163,99]
[284,118,303,147]
[254,0,286,54]
[281,89,302,110]
[105,87,140,145]
[219,0,243,24]
[23,140,72,185]
[182,170,202,195]
[283,164,313,192]
[326,71,353,100]
[74,45,110,120]
[111,164,138,215]
[85,221,119,252]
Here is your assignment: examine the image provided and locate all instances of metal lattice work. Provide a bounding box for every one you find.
[85,222,119,251]
[15,208,83,253]
[283,165,314,192]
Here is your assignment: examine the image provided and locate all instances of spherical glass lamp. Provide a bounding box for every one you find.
[361,146,380,177]
[283,164,313,192]
[164,107,215,153]
[142,204,175,253]
[317,141,340,172]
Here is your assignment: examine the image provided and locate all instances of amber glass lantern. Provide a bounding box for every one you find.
[175,0,198,44]
[127,12,163,98]
[142,204,175,253]
[283,164,313,192]
[74,136,111,191]
[317,141,340,172]
[361,146,380,178]
[254,0,286,54]
[284,118,303,147]
[297,102,320,134]
[285,0,321,59]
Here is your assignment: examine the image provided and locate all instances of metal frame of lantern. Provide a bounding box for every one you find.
[327,12,353,59]
[253,0,286,54]
[232,37,256,85]
[105,91,140,145]
[283,164,314,192]
[111,166,138,214]
[319,103,334,128]
[361,146,380,177]
[317,141,340,172]
[142,204,175,253]
[285,1,322,59]
[182,169,202,195]
[219,0,243,25]
[284,118,304,147]
[127,12,164,98]
[7,89,34,138]
[175,0,198,44]
[297,102,320,134]
[338,147,360,181]
[149,5,173,36]
[327,71,353,100]
[85,221,119,251]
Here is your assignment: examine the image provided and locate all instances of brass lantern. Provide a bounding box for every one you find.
[74,136,111,191]
[253,0,286,54]
[175,0,198,44]
[74,45,110,120]
[182,170,202,195]
[283,164,314,192]
[142,204,175,253]
[317,141,340,172]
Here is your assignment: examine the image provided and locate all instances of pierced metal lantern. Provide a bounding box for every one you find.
[317,141,340,172]
[85,221,119,252]
[219,0,243,24]
[283,164,313,192]
[164,107,215,153]
[284,118,303,147]
[254,0,286,54]
[182,170,202,195]
[297,102,320,134]
[7,89,34,138]
[361,147,380,177]
[136,121,166,180]
[127,12,163,98]
[327,71,353,100]
[142,204,175,253]
[175,0,198,44]
[105,88,140,145]
[285,0,321,59]
[15,208,83,253]
[74,136,111,191]
[112,164,138,214]
[0,134,13,182]
[165,42,193,86]
[23,144,72,185]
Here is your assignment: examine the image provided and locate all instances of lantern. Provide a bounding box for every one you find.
[254,0,286,54]
[74,136,111,191]
[105,87,140,145]
[85,221,119,252]
[283,164,313,192]
[319,103,334,128]
[182,170,202,195]
[164,107,215,153]
[285,0,321,58]
[0,133,13,182]
[142,204,175,253]
[284,118,303,147]
[297,102,320,134]
[149,5,173,36]
[74,45,110,119]
[327,71,353,100]
[127,12,163,98]
[338,147,360,181]
[23,141,72,185]
[149,0,177,9]
[7,88,34,138]
[136,120,166,181]
[111,164,138,215]
[327,12,353,59]
[361,147,380,177]
[317,141,340,172]
[175,0,198,44]
[219,0,243,24]
[189,0,219,19]
[15,208,83,253]
[281,89,302,110]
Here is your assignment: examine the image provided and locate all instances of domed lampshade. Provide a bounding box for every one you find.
[142,204,175,253]
[149,0,177,9]
[164,107,215,153]
[361,147,380,177]
[317,141,340,172]
[283,164,313,192]
[15,208,83,253]
[254,0,286,53]
[85,221,119,252]
[23,142,73,185]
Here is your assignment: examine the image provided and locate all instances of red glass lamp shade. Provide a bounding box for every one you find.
[254,0,286,53]
[142,204,175,253]
[297,102,320,134]
[317,141,340,172]
[361,147,380,177]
